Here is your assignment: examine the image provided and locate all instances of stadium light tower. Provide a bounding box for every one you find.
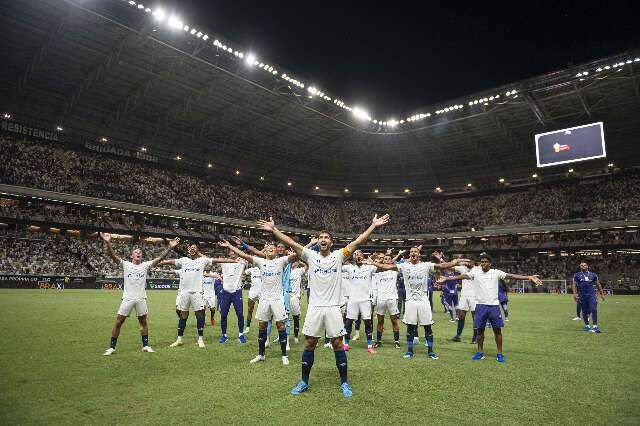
[152,8,165,21]
[352,106,371,121]
[245,53,256,66]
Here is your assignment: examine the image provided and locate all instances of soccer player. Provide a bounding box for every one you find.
[439,253,542,362]
[203,267,220,326]
[289,260,307,344]
[572,261,606,333]
[243,264,263,333]
[219,240,297,365]
[161,243,239,349]
[498,279,509,321]
[343,250,378,353]
[100,233,179,355]
[451,256,478,343]
[258,214,389,398]
[373,253,401,349]
[217,249,248,344]
[367,246,469,360]
[442,268,460,322]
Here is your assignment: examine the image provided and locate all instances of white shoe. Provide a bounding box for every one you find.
[323,342,332,348]
[250,355,266,364]
[353,331,360,341]
[294,337,299,344]
[197,338,206,349]
[282,355,290,366]
[413,337,420,345]
[286,342,291,351]
[142,346,155,353]
[572,317,581,321]
[169,339,184,348]
[103,348,115,356]
[244,327,250,333]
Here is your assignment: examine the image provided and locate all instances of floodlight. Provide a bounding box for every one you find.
[152,8,165,21]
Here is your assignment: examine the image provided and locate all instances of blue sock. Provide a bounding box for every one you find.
[258,328,267,356]
[279,329,288,356]
[141,335,148,347]
[293,316,300,337]
[301,350,314,384]
[576,302,581,317]
[472,328,478,342]
[592,306,598,325]
[365,322,373,346]
[502,303,509,319]
[407,325,415,353]
[425,325,434,352]
[376,330,383,342]
[449,307,454,320]
[344,322,352,344]
[456,317,465,337]
[267,320,272,337]
[197,316,205,337]
[110,336,117,349]
[285,318,291,337]
[334,349,348,384]
[246,319,251,328]
[178,318,187,337]
[393,331,400,342]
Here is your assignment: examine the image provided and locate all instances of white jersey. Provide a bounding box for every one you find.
[202,275,215,294]
[343,264,377,302]
[289,267,305,298]
[121,260,152,299]
[221,260,246,292]
[175,256,212,292]
[301,247,347,307]
[466,268,507,305]
[252,256,289,301]
[455,265,477,297]
[376,270,399,300]
[244,267,263,289]
[341,268,351,298]
[396,261,435,301]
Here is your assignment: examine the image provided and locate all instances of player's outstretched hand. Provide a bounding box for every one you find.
[309,237,318,246]
[168,237,180,249]
[257,217,276,232]
[435,276,446,284]
[231,236,243,246]
[218,240,232,248]
[372,214,390,228]
[99,232,111,244]
[530,275,543,286]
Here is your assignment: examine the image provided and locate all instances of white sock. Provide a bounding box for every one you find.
[176,336,183,342]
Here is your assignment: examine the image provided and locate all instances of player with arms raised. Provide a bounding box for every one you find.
[100,233,179,356]
[258,214,389,398]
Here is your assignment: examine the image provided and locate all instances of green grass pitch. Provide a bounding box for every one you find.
[0,289,639,425]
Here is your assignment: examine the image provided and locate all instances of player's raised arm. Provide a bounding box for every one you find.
[286,249,298,264]
[436,273,470,284]
[505,273,543,287]
[99,232,123,263]
[231,236,265,258]
[433,257,470,270]
[257,217,304,257]
[150,237,180,268]
[218,240,254,264]
[362,258,398,271]
[345,214,389,255]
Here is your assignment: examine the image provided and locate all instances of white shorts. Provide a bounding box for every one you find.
[346,300,372,320]
[203,291,217,309]
[289,296,301,316]
[175,291,181,307]
[457,295,476,312]
[249,284,262,302]
[340,297,348,315]
[117,298,148,317]
[256,299,287,322]
[375,299,399,316]
[403,299,433,326]
[177,291,204,312]
[302,306,345,338]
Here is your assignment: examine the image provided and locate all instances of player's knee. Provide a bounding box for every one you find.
[276,322,285,332]
[330,337,344,351]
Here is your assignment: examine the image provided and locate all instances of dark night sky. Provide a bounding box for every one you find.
[171,1,638,116]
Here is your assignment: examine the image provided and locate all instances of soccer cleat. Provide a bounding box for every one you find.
[352,331,360,341]
[169,340,184,348]
[142,346,155,353]
[450,335,461,342]
[403,351,414,358]
[373,341,382,348]
[413,336,420,345]
[103,348,115,356]
[294,337,299,344]
[590,326,601,333]
[219,335,229,344]
[572,317,581,321]
[323,342,331,348]
[250,355,266,364]
[343,343,350,351]
[282,356,290,365]
[470,340,477,345]
[505,318,509,322]
[472,352,485,361]
[340,382,353,398]
[496,353,505,363]
[244,327,250,334]
[367,347,376,354]
[448,319,456,323]
[428,352,439,360]
[239,335,247,344]
[584,325,591,332]
[290,380,309,395]
[197,339,206,349]
[394,341,401,349]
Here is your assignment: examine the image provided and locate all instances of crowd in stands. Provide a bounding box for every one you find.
[2,136,640,234]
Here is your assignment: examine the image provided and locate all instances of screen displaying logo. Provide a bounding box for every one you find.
[535,122,605,168]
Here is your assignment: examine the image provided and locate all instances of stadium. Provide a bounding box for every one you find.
[1,0,639,424]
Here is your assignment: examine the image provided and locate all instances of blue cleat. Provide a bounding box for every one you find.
[219,335,229,344]
[238,334,247,344]
[472,351,485,361]
[290,380,309,395]
[590,326,601,334]
[584,325,591,332]
[428,352,439,360]
[340,382,353,398]
[403,351,414,358]
[496,353,505,363]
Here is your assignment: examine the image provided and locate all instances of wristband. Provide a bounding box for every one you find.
[311,244,319,252]
[241,242,250,250]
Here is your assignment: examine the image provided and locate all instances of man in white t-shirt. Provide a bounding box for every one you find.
[257,213,389,398]
[219,240,297,365]
[289,261,307,344]
[439,253,541,363]
[243,265,263,333]
[373,253,401,349]
[450,255,479,344]
[342,251,377,353]
[203,268,220,326]
[100,233,179,356]
[160,243,240,349]
[368,246,469,360]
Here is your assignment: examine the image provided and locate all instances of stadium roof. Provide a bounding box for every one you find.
[2,0,640,197]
